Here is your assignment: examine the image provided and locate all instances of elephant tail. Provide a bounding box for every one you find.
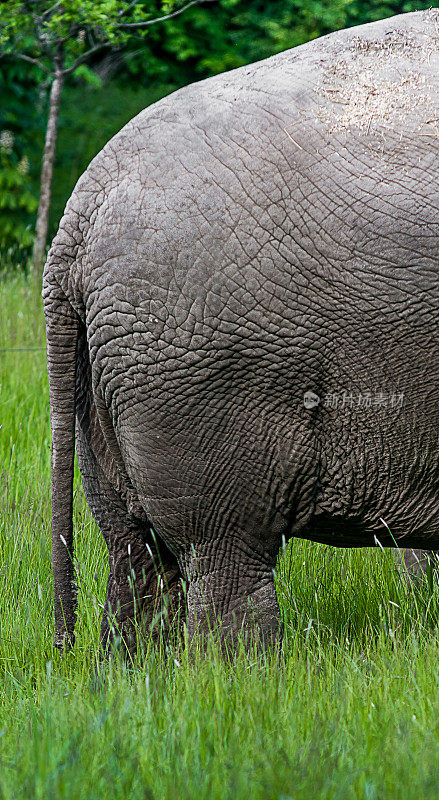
[43,274,79,649]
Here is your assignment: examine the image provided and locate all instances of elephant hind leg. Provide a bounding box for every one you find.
[75,344,184,658]
[100,525,183,658]
[78,426,184,657]
[182,537,281,652]
[78,430,183,656]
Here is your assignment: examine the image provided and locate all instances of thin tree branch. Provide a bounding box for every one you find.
[61,42,111,75]
[40,2,62,20]
[118,0,215,29]
[11,52,52,73]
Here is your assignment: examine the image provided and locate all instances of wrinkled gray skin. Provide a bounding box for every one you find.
[43,10,439,654]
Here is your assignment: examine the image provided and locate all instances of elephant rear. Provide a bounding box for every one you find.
[44,9,439,650]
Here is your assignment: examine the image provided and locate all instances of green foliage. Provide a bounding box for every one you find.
[160,0,354,75]
[0,131,38,256]
[0,59,42,259]
[0,0,186,71]
[2,273,439,798]
[73,63,104,87]
[346,0,432,25]
[0,0,212,262]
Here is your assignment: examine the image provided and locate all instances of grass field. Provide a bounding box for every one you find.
[1,271,439,799]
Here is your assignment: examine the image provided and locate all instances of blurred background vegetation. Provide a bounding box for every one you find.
[0,0,432,266]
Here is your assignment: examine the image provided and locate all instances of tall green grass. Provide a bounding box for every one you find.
[1,271,439,799]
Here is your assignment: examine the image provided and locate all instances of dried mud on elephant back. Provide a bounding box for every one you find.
[317,21,439,142]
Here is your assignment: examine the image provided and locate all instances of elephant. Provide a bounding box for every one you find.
[43,9,439,654]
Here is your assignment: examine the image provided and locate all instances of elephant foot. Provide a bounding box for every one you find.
[183,540,282,654]
[395,548,438,582]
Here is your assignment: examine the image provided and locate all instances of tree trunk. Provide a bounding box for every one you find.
[32,70,64,273]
